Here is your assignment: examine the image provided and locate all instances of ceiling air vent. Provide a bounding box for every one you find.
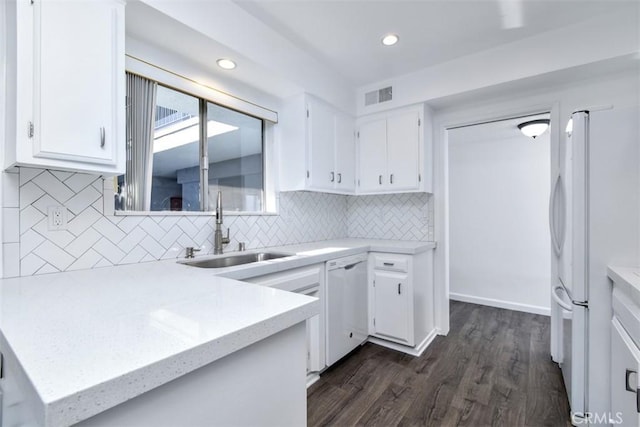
[364,86,393,106]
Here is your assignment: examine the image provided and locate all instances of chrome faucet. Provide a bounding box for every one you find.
[214,191,230,254]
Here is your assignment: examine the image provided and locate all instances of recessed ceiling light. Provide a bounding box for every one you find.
[381,34,399,46]
[217,58,236,70]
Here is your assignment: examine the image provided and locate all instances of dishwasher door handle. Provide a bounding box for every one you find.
[344,261,365,270]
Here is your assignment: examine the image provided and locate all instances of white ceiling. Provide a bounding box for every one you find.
[233,0,634,86]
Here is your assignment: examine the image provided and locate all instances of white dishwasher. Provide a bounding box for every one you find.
[326,253,368,366]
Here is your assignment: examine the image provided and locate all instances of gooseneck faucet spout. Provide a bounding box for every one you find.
[216,191,223,225]
[214,191,230,254]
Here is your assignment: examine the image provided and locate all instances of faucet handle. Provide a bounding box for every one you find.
[223,227,231,244]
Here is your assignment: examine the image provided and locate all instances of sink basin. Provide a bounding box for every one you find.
[182,252,293,268]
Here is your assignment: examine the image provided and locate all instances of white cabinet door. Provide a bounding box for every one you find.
[307,100,336,190]
[358,119,387,192]
[372,270,412,345]
[387,111,420,190]
[32,0,122,166]
[334,113,355,192]
[611,318,640,427]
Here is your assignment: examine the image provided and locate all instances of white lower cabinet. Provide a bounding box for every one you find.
[610,282,640,427]
[368,250,435,352]
[611,318,640,427]
[244,265,325,375]
[371,270,412,344]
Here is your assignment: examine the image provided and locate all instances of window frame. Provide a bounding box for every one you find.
[116,55,278,216]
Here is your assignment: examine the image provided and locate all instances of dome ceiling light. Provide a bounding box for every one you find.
[518,119,550,139]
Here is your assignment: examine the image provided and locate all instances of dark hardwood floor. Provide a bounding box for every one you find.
[308,301,571,427]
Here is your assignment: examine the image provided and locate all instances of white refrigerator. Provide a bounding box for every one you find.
[550,105,639,423]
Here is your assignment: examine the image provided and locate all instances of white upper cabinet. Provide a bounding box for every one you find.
[334,113,356,192]
[6,0,125,175]
[357,118,387,192]
[307,100,336,190]
[279,93,356,194]
[387,111,420,190]
[356,104,432,194]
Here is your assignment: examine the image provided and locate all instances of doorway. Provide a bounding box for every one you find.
[447,113,552,314]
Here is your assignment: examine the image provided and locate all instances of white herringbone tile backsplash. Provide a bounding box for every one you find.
[3,168,432,277]
[347,193,433,241]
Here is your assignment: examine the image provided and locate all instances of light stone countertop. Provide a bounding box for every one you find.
[0,238,435,426]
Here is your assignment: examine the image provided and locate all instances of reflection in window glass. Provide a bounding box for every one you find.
[119,80,266,213]
[206,102,263,212]
[150,86,201,211]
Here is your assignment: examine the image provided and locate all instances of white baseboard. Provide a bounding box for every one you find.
[306,372,320,388]
[367,328,438,357]
[449,292,550,316]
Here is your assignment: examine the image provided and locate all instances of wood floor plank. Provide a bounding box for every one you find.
[308,301,572,427]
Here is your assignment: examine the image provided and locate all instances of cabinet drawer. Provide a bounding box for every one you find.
[613,287,640,349]
[372,254,409,273]
[245,265,322,293]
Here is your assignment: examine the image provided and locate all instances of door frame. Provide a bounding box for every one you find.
[431,101,560,335]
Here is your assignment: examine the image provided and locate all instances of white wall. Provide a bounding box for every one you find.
[431,70,640,333]
[448,127,551,314]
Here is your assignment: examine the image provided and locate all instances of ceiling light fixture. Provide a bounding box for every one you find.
[381,34,399,46]
[518,119,550,139]
[216,58,236,70]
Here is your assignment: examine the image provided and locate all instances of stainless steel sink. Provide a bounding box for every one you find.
[182,252,293,268]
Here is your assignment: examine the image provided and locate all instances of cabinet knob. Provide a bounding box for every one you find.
[330,172,335,182]
[100,127,106,148]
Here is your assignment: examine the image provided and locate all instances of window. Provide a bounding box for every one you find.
[118,77,265,213]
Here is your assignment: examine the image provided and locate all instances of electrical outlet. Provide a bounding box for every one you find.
[47,206,67,231]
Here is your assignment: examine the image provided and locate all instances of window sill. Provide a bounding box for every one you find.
[111,210,278,217]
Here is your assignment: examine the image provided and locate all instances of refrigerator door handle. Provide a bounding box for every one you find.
[552,285,573,311]
[549,174,562,256]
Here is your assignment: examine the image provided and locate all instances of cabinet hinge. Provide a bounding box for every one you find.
[418,118,421,126]
[418,174,422,182]
[28,121,34,138]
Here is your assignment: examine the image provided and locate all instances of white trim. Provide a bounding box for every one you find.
[434,102,558,337]
[449,292,551,316]
[112,210,279,217]
[306,373,320,389]
[125,55,278,123]
[367,328,438,357]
